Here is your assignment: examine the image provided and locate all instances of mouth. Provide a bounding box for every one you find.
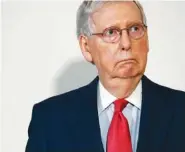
[117,59,137,65]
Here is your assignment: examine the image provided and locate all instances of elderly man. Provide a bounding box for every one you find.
[26,1,185,152]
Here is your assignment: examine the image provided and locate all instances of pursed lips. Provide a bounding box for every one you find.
[117,58,137,65]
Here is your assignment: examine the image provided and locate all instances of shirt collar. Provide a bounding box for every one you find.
[98,80,142,115]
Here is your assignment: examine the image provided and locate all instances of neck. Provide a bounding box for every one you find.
[99,75,142,99]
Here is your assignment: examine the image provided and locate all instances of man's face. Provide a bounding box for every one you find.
[80,1,149,80]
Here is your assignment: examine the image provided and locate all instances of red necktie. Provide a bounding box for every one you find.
[107,99,132,152]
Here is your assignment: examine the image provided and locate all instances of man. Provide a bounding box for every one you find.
[26,1,185,152]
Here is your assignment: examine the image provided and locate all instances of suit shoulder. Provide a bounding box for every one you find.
[148,78,185,105]
[34,84,90,112]
[144,76,185,94]
[31,76,98,117]
[156,82,185,94]
[154,83,185,118]
[155,81,185,97]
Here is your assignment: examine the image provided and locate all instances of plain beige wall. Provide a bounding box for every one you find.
[2,1,185,152]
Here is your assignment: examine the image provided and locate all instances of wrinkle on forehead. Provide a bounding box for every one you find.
[89,1,142,32]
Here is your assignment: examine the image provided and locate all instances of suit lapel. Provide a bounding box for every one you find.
[137,76,175,152]
[73,77,104,152]
[86,77,104,152]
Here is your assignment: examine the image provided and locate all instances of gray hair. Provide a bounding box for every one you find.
[76,0,147,39]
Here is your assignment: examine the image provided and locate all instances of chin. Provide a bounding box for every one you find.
[114,69,142,79]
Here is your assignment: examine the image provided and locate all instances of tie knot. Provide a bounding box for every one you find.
[114,99,128,112]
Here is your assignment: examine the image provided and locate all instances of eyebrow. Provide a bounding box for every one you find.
[101,20,143,31]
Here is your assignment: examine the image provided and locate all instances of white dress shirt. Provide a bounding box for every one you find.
[97,80,142,152]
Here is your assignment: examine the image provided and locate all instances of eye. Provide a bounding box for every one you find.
[128,24,145,39]
[104,28,119,37]
[130,25,141,33]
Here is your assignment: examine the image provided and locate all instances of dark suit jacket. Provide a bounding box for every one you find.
[26,75,185,152]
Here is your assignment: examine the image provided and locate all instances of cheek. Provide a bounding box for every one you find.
[93,40,116,64]
[133,39,149,59]
[99,44,118,69]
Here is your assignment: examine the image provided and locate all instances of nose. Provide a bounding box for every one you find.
[119,30,131,51]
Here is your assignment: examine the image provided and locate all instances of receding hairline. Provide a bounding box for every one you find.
[76,0,147,39]
[90,1,142,14]
[88,1,144,33]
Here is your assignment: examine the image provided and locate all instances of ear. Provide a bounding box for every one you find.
[79,35,93,63]
[145,30,150,52]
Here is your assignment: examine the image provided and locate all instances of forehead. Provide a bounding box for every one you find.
[91,1,142,31]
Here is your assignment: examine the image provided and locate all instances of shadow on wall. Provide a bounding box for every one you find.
[51,58,98,95]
